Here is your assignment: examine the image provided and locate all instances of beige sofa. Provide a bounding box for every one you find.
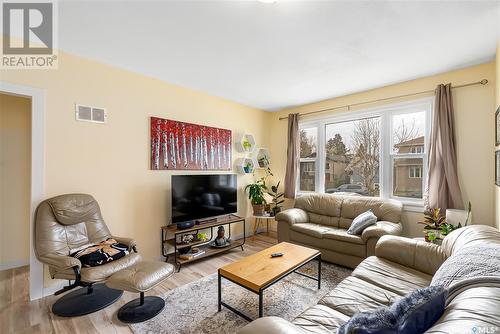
[276,194,403,268]
[238,225,500,334]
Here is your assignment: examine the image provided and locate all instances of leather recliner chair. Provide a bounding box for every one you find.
[35,193,142,317]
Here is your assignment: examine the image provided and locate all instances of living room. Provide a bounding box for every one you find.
[1,1,500,333]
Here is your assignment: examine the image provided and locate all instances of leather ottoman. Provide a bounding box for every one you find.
[106,261,174,323]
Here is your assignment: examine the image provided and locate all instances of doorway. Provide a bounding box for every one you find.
[0,93,31,305]
[0,82,45,301]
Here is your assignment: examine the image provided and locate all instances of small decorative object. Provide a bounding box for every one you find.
[196,232,208,242]
[178,246,192,255]
[244,161,253,173]
[181,234,194,244]
[210,226,231,248]
[496,150,500,187]
[418,208,446,242]
[150,117,232,170]
[245,178,267,215]
[242,139,252,151]
[496,106,500,146]
[258,155,270,168]
[267,181,285,216]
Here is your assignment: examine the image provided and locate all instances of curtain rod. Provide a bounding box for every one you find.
[278,79,488,121]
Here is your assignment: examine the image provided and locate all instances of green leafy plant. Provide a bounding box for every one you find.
[242,140,252,151]
[244,179,267,205]
[267,181,284,215]
[196,233,208,241]
[418,208,446,231]
[439,223,456,236]
[440,201,472,237]
[426,230,438,242]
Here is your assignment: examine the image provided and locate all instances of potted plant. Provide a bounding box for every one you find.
[244,179,267,215]
[267,181,285,216]
[440,201,472,237]
[418,208,446,242]
[243,161,253,173]
[242,139,252,151]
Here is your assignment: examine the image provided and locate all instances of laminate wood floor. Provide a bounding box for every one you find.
[0,233,277,334]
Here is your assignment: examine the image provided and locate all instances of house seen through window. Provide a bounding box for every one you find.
[298,99,430,204]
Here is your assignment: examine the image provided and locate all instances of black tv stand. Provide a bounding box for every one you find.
[161,214,245,272]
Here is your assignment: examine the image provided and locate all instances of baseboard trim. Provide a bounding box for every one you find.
[0,260,29,271]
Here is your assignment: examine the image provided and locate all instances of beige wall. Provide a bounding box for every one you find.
[496,39,500,229]
[0,94,31,268]
[1,51,271,286]
[268,62,497,237]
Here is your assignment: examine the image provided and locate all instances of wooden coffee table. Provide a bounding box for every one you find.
[217,242,321,321]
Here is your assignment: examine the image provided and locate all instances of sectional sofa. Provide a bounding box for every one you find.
[238,225,500,334]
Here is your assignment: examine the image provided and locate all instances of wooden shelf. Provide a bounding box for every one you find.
[161,214,246,271]
[162,214,244,237]
[177,240,245,265]
[163,238,209,250]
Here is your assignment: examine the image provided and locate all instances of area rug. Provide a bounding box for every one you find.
[130,262,351,334]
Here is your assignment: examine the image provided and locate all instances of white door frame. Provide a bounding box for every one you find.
[1,81,45,301]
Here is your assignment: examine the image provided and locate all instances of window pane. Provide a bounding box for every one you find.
[324,117,380,197]
[300,128,317,158]
[393,157,423,198]
[392,111,425,154]
[300,161,315,191]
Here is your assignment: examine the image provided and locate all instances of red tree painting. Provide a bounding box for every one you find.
[150,117,232,170]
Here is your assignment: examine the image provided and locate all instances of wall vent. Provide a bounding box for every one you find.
[75,104,107,123]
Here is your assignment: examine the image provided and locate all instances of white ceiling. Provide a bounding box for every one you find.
[57,1,500,111]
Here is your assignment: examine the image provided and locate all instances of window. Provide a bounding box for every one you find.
[298,99,431,205]
[324,117,380,197]
[299,127,317,192]
[391,110,426,199]
[410,146,424,154]
[409,166,422,178]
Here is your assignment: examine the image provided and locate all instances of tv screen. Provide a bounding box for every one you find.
[171,174,237,225]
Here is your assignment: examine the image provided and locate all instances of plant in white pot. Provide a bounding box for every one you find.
[244,178,267,216]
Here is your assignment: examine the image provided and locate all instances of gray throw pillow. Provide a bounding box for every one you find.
[347,210,377,235]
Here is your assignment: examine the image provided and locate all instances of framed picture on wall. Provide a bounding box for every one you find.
[496,106,500,146]
[497,150,500,187]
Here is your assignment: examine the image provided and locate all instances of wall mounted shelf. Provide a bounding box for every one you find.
[235,157,258,174]
[254,147,270,168]
[235,134,256,153]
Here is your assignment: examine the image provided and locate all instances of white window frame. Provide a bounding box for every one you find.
[297,97,433,210]
[409,166,423,178]
[298,127,319,192]
[410,146,424,154]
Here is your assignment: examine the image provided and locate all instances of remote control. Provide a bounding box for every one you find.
[271,252,283,258]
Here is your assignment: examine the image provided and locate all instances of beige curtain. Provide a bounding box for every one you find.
[427,83,464,210]
[284,113,300,199]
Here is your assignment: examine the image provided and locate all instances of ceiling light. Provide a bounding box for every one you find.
[258,0,277,3]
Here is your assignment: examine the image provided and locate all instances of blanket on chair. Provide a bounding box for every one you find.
[70,238,129,267]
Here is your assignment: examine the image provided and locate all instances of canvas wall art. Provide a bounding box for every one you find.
[150,117,232,170]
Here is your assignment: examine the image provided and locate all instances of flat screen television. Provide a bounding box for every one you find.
[171,174,237,225]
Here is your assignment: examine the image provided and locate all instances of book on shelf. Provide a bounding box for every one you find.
[178,250,206,261]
